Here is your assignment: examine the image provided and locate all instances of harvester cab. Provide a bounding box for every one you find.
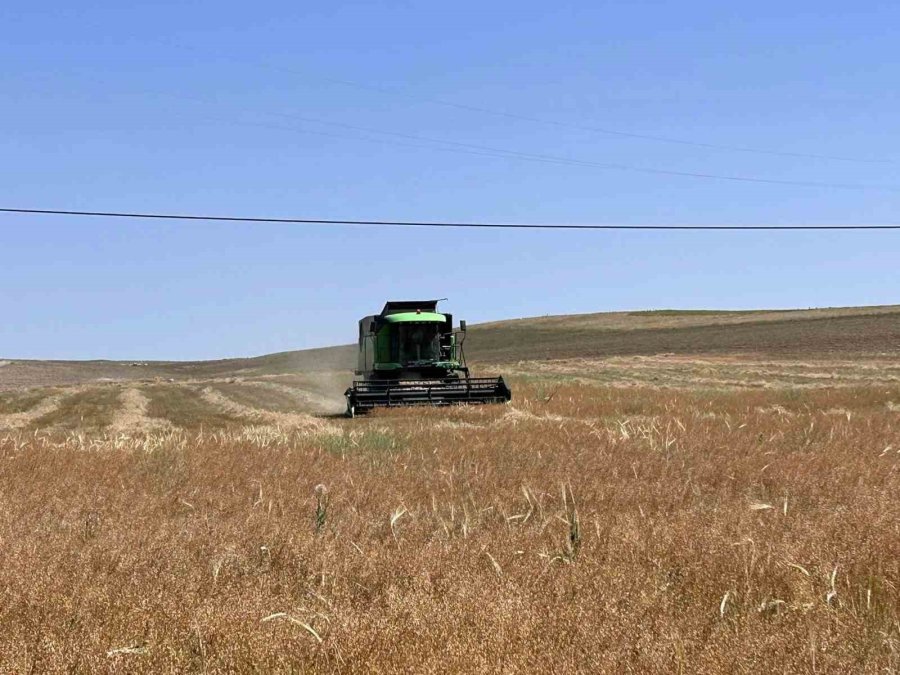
[344,300,511,417]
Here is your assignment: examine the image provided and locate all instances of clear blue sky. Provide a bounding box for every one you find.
[2,1,898,360]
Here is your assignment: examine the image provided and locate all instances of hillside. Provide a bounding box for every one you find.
[2,304,899,390]
[467,305,900,363]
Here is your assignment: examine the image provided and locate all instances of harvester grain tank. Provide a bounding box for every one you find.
[344,300,511,417]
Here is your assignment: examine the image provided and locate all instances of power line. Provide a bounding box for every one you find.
[23,67,899,193]
[280,73,893,166]
[164,39,890,165]
[190,108,900,193]
[156,92,897,192]
[3,208,899,230]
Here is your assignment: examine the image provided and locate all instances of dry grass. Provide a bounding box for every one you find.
[495,355,900,390]
[0,388,52,414]
[27,387,120,430]
[143,384,243,429]
[0,378,898,672]
[4,305,900,392]
[477,304,900,332]
[109,388,175,434]
[469,308,900,362]
[210,381,302,414]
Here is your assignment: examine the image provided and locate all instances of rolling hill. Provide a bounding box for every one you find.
[2,304,899,391]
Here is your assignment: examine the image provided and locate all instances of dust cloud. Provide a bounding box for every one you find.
[298,370,354,414]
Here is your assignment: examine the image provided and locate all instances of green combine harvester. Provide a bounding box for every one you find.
[344,300,512,417]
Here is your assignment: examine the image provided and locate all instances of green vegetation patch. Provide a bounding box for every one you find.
[144,385,241,429]
[29,387,120,430]
[321,430,402,455]
[0,389,55,415]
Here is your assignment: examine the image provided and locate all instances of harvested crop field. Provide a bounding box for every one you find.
[4,305,900,392]
[470,308,900,362]
[1,367,899,672]
[3,307,900,672]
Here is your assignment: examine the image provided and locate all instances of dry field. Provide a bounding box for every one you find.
[470,307,900,363]
[4,304,899,391]
[1,357,900,672]
[3,306,900,672]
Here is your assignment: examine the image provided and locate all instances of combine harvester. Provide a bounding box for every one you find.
[344,300,512,417]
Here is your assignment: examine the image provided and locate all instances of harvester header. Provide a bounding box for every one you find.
[344,300,511,416]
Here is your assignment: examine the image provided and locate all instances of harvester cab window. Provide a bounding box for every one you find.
[399,323,440,364]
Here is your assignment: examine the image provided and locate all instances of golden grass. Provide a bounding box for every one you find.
[0,380,898,672]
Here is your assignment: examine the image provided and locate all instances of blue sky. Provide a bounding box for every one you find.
[2,1,898,359]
